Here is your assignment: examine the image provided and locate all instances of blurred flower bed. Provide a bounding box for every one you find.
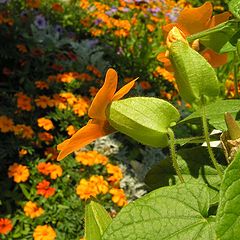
[0,0,236,239]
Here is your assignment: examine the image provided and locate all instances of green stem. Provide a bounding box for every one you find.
[233,53,239,99]
[167,128,184,183]
[201,106,223,179]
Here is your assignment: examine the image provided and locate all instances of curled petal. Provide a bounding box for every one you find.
[177,2,213,35]
[202,49,228,68]
[209,12,231,28]
[88,68,118,120]
[112,78,138,101]
[57,120,114,160]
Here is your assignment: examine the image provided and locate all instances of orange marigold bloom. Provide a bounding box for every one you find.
[35,96,54,109]
[66,125,77,136]
[87,65,102,78]
[35,81,49,89]
[89,86,98,96]
[33,225,56,240]
[59,92,77,106]
[75,151,108,166]
[0,115,14,133]
[38,132,54,143]
[109,188,127,207]
[0,218,13,235]
[26,0,41,8]
[36,180,56,198]
[140,81,152,90]
[16,44,27,53]
[76,179,98,200]
[106,163,123,183]
[72,97,89,117]
[24,201,44,219]
[37,162,52,175]
[37,118,54,131]
[8,163,30,183]
[51,3,64,12]
[13,124,34,139]
[90,175,109,194]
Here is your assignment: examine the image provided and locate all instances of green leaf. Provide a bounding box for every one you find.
[229,0,240,19]
[169,40,219,106]
[145,147,223,204]
[220,30,240,53]
[180,99,240,131]
[85,201,112,240]
[102,182,216,240]
[187,20,239,53]
[107,97,180,148]
[216,151,240,239]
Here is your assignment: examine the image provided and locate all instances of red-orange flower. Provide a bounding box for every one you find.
[57,68,137,160]
[0,218,13,235]
[36,180,56,198]
[161,2,231,68]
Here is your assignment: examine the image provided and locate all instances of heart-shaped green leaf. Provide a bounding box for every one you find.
[85,201,112,240]
[102,182,216,240]
[169,40,219,106]
[229,0,240,19]
[216,151,240,239]
[145,147,223,204]
[106,97,180,148]
[180,99,240,131]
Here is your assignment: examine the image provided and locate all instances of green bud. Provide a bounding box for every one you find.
[106,97,180,147]
[169,40,220,106]
[224,112,240,140]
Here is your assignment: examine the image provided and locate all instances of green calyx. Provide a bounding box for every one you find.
[106,97,180,148]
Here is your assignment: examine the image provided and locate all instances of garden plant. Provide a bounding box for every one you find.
[0,0,240,240]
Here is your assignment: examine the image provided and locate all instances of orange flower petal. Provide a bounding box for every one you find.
[209,12,231,28]
[177,2,213,35]
[202,49,228,68]
[88,68,117,120]
[112,78,138,101]
[57,120,114,160]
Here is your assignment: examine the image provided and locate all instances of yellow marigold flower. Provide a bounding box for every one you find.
[66,125,77,136]
[37,118,54,131]
[19,149,28,157]
[33,225,56,240]
[76,179,98,200]
[106,163,123,183]
[24,201,44,219]
[90,175,109,194]
[13,124,34,139]
[49,164,63,179]
[109,188,127,207]
[8,163,30,183]
[72,97,89,117]
[0,115,14,133]
[59,92,77,106]
[75,151,108,166]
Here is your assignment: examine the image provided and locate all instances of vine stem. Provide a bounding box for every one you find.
[201,105,223,179]
[167,128,184,183]
[233,53,239,99]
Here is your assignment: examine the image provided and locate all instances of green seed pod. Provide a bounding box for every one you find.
[169,40,220,106]
[106,97,180,147]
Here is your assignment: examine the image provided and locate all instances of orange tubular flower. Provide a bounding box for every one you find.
[57,68,137,160]
[161,2,231,68]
